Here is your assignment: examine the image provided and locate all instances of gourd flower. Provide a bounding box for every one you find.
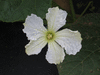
[23,7,82,64]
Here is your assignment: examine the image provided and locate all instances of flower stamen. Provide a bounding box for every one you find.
[47,33,53,40]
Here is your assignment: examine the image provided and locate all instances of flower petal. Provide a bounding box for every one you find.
[46,41,65,64]
[55,29,82,55]
[23,14,47,40]
[25,37,47,55]
[46,7,67,32]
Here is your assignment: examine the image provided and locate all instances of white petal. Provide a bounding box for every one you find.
[46,7,67,32]
[23,14,47,40]
[55,29,82,55]
[25,37,47,55]
[46,41,65,64]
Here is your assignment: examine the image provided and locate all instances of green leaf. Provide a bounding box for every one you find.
[57,13,100,75]
[0,0,52,22]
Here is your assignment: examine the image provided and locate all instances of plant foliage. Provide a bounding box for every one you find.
[57,13,100,75]
[0,0,51,22]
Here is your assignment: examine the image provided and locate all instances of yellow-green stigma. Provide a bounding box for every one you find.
[47,33,53,40]
[45,31,55,42]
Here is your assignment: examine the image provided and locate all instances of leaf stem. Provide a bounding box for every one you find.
[69,0,76,22]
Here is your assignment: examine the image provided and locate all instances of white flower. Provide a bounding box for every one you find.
[23,7,82,64]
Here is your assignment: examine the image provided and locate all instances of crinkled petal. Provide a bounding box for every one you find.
[46,41,65,64]
[46,7,67,32]
[25,37,47,55]
[23,14,47,40]
[55,28,82,55]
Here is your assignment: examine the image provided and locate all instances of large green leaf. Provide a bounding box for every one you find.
[0,0,51,22]
[57,13,100,75]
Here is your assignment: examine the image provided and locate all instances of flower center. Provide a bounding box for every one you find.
[47,33,53,40]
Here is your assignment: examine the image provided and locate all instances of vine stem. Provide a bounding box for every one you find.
[69,0,76,22]
[78,1,93,19]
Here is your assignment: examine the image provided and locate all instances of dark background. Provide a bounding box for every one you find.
[0,22,59,75]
